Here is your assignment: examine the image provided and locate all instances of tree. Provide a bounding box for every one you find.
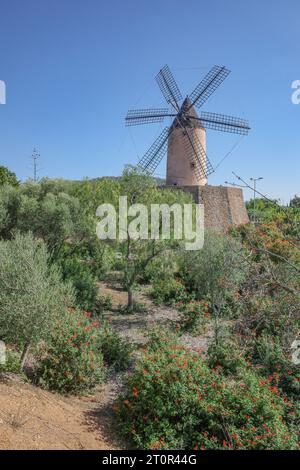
[115,166,195,308]
[0,166,19,187]
[181,231,249,348]
[246,197,279,222]
[290,195,300,208]
[0,182,84,258]
[0,232,74,370]
[181,230,248,302]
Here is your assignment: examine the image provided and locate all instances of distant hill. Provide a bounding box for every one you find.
[88,176,166,186]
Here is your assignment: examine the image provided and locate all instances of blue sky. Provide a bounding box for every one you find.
[0,0,299,202]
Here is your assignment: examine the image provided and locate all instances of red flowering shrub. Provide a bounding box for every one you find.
[178,300,210,334]
[115,334,298,450]
[38,310,105,393]
[237,222,299,264]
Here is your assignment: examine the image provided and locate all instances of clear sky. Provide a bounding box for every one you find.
[0,0,299,202]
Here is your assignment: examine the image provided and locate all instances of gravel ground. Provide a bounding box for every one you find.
[0,280,214,450]
[99,279,213,352]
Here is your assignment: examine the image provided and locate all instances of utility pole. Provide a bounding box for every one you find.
[250,177,263,223]
[32,148,40,182]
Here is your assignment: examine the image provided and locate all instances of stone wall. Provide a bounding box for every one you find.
[162,184,249,231]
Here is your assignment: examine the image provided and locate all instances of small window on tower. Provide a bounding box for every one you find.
[190,162,195,169]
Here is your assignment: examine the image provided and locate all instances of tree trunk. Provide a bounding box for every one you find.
[127,289,133,309]
[20,342,30,372]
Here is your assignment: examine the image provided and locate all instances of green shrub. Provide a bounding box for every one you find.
[178,300,210,334]
[65,239,114,281]
[86,241,114,280]
[253,334,300,399]
[150,278,189,306]
[0,347,21,374]
[116,335,298,450]
[180,231,248,302]
[207,329,246,375]
[38,310,105,394]
[142,253,179,284]
[0,183,83,258]
[0,166,19,187]
[59,257,98,310]
[99,322,132,371]
[146,328,180,351]
[94,294,113,315]
[0,232,74,368]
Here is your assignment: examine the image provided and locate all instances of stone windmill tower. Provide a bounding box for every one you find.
[166,96,208,186]
[126,65,250,229]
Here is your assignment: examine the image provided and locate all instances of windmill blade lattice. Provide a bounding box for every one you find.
[189,65,230,110]
[125,108,173,126]
[199,111,250,135]
[126,63,250,180]
[182,127,214,181]
[156,65,183,110]
[137,127,172,175]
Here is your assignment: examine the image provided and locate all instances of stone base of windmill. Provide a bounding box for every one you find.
[162,184,249,231]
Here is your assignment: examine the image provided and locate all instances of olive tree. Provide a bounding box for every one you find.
[0,232,74,370]
[181,230,249,348]
[0,166,19,187]
[113,167,195,309]
[0,182,84,258]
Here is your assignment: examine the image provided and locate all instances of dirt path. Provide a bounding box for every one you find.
[0,374,121,450]
[98,280,181,346]
[98,279,213,351]
[0,280,212,450]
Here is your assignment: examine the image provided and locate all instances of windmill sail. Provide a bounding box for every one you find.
[138,127,172,175]
[126,64,250,182]
[182,126,214,181]
[125,108,173,126]
[199,111,250,135]
[156,65,183,110]
[189,66,230,110]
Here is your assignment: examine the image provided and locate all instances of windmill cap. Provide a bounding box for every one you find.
[171,96,204,129]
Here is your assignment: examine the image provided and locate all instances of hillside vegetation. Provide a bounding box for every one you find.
[0,165,299,450]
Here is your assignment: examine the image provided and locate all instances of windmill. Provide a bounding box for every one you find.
[125,65,250,186]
